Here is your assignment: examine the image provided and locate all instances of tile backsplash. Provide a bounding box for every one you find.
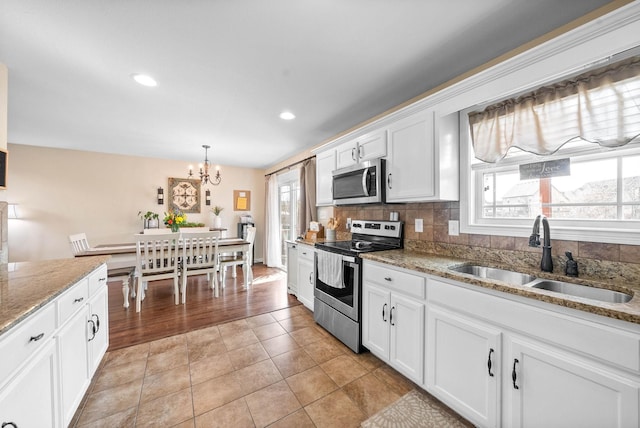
[321,202,640,283]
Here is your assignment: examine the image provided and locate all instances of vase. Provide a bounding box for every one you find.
[214,216,222,229]
[170,223,180,233]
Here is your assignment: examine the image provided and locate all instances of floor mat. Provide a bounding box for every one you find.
[361,389,470,428]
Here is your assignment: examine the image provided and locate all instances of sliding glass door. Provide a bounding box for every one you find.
[278,170,300,269]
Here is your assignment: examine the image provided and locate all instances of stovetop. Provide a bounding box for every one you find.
[315,219,403,256]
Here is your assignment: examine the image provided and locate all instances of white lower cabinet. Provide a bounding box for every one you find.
[296,244,315,311]
[0,339,59,428]
[362,261,425,384]
[286,242,298,295]
[58,307,90,425]
[505,337,639,428]
[0,263,109,427]
[426,306,501,427]
[426,277,640,428]
[87,284,109,377]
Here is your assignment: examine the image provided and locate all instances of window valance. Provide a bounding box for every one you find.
[468,56,640,163]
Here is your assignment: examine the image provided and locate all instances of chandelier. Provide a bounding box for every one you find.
[189,144,221,186]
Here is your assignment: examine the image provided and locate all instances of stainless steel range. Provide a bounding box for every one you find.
[314,220,403,353]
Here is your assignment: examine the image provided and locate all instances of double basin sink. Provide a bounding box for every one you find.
[450,264,633,304]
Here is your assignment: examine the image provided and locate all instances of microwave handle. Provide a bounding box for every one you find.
[361,169,370,196]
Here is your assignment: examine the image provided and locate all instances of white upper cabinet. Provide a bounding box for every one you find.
[386,109,459,203]
[335,130,387,169]
[315,149,336,206]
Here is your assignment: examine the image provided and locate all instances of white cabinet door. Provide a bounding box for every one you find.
[336,140,359,169]
[389,293,424,384]
[58,308,90,426]
[505,337,640,428]
[362,282,390,359]
[0,340,59,428]
[427,306,501,428]
[87,285,109,378]
[296,246,315,311]
[315,149,336,206]
[386,110,435,202]
[356,130,387,164]
[286,243,298,295]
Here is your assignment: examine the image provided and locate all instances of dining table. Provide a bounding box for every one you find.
[75,237,253,308]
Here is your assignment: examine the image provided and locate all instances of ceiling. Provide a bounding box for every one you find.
[0,0,614,169]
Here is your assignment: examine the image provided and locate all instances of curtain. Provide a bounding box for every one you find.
[469,56,640,163]
[298,158,317,237]
[264,174,281,268]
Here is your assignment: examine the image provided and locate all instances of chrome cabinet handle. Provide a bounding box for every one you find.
[356,145,362,160]
[99,277,107,282]
[512,358,519,389]
[351,148,356,161]
[309,272,313,284]
[390,306,395,326]
[92,314,100,333]
[384,277,392,282]
[487,348,495,377]
[382,303,387,322]
[387,173,392,189]
[73,297,84,303]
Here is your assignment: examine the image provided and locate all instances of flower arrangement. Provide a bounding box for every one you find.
[211,206,224,216]
[163,210,187,232]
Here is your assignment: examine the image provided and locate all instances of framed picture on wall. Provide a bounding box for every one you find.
[0,149,6,189]
[168,177,201,213]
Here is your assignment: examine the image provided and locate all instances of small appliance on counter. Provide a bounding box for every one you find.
[305,221,324,242]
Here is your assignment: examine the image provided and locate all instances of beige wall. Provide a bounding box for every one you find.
[3,143,265,262]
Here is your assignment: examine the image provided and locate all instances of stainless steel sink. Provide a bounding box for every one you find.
[450,265,537,286]
[529,279,633,303]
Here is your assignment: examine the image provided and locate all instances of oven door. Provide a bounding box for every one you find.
[314,250,361,321]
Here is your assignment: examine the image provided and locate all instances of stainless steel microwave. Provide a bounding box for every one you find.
[332,159,385,205]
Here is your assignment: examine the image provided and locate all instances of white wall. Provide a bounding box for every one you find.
[4,143,265,262]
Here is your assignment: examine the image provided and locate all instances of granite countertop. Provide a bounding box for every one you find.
[0,256,110,335]
[360,250,640,325]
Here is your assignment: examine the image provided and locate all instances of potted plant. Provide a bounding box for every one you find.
[138,211,160,229]
[163,210,186,232]
[211,206,224,228]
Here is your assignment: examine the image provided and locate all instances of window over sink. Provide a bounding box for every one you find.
[460,50,640,245]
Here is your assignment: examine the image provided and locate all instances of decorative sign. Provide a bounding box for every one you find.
[519,158,570,180]
[234,190,251,211]
[168,177,201,213]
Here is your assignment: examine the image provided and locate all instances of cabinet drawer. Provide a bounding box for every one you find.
[58,278,89,326]
[298,245,315,262]
[88,264,108,296]
[428,277,640,374]
[0,302,56,384]
[365,262,425,299]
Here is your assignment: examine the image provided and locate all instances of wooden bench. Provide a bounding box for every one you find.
[107,266,136,309]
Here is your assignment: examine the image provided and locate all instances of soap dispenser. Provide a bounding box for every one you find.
[565,251,579,277]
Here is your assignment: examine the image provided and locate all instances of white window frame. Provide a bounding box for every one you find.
[460,110,640,245]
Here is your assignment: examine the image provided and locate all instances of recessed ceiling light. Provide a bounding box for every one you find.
[131,73,157,87]
[279,111,295,120]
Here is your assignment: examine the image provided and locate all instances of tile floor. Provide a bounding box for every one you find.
[71,305,463,427]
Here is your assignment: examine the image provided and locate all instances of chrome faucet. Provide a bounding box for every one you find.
[529,215,553,272]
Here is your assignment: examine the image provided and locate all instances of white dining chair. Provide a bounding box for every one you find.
[219,226,256,286]
[134,232,181,312]
[69,233,91,255]
[180,231,220,302]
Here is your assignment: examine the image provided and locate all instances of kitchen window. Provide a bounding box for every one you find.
[460,54,640,245]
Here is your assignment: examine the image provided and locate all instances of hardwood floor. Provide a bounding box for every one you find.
[107,263,301,350]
